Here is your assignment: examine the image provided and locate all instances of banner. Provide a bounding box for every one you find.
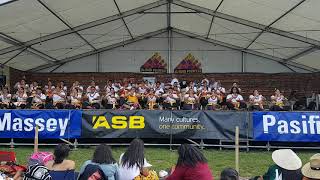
[140,53,167,73]
[253,112,320,142]
[0,110,82,139]
[174,53,202,73]
[81,110,249,139]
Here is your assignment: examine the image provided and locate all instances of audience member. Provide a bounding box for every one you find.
[78,144,119,180]
[249,90,265,111]
[166,144,213,180]
[301,154,320,180]
[256,149,302,180]
[270,89,287,111]
[118,139,152,180]
[226,87,246,110]
[220,168,239,180]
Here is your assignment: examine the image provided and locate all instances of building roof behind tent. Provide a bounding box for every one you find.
[0,0,318,72]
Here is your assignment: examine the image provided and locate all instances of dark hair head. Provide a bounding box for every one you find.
[177,144,207,167]
[220,168,239,180]
[231,87,240,94]
[121,138,144,168]
[54,144,70,164]
[92,144,115,164]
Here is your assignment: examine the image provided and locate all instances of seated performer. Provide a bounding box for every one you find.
[206,91,220,110]
[163,88,179,110]
[0,88,12,109]
[183,90,199,110]
[87,86,101,109]
[70,88,82,109]
[14,87,28,109]
[270,89,287,111]
[123,88,140,110]
[146,89,157,110]
[226,87,246,110]
[103,88,119,109]
[52,86,66,109]
[249,90,265,111]
[33,88,46,109]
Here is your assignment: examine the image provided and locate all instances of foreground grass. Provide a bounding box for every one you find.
[0,146,317,178]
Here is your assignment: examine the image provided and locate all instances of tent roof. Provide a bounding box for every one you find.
[0,0,319,72]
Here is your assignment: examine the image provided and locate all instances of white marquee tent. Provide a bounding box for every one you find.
[0,0,319,73]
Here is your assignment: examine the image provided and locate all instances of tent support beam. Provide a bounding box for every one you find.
[172,28,317,72]
[0,33,57,63]
[3,47,27,65]
[206,0,224,39]
[284,47,318,62]
[172,0,320,48]
[245,0,306,49]
[29,28,168,72]
[36,0,97,51]
[0,0,167,56]
[113,0,134,39]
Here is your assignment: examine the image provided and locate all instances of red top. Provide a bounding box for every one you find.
[166,163,214,180]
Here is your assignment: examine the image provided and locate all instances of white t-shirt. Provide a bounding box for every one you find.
[0,94,11,103]
[227,94,243,103]
[208,96,218,105]
[52,91,65,103]
[249,95,263,105]
[88,92,100,103]
[34,93,46,103]
[118,153,140,180]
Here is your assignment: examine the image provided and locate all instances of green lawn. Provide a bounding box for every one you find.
[0,146,317,178]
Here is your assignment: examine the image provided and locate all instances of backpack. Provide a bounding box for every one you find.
[78,164,108,180]
[29,152,54,166]
[23,164,52,180]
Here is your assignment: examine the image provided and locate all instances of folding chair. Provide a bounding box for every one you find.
[0,151,16,163]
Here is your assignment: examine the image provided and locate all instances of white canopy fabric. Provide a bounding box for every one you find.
[0,0,319,72]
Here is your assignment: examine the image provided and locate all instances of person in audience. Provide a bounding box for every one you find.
[58,81,68,92]
[230,82,241,93]
[254,149,302,180]
[226,87,246,110]
[118,138,152,180]
[220,168,239,180]
[301,154,320,180]
[29,81,39,92]
[270,89,287,111]
[249,90,265,111]
[44,97,55,109]
[46,144,75,170]
[146,89,157,110]
[86,80,100,93]
[78,144,119,180]
[166,144,213,180]
[123,88,140,110]
[185,81,197,94]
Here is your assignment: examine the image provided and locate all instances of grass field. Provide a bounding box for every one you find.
[0,146,317,178]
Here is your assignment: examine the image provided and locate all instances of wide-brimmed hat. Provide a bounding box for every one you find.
[272,149,302,170]
[143,159,152,168]
[302,154,320,179]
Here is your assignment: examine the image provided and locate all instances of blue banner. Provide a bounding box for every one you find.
[253,112,320,142]
[0,110,82,139]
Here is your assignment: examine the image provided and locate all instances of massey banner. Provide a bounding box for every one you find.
[253,112,320,142]
[0,110,82,139]
[81,110,249,139]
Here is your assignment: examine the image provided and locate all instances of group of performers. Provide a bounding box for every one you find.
[0,78,288,111]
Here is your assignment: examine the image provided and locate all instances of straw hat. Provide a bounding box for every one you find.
[272,149,302,170]
[302,154,320,179]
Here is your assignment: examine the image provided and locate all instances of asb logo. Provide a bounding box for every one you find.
[92,115,145,129]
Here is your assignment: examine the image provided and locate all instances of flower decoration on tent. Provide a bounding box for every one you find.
[140,52,167,73]
[174,53,202,73]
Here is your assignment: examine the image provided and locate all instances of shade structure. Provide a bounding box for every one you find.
[0,0,319,72]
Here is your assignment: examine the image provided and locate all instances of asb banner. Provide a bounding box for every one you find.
[253,112,320,142]
[81,110,249,139]
[0,110,82,139]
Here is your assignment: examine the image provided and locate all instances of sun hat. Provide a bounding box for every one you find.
[143,159,152,168]
[272,149,302,170]
[302,153,320,179]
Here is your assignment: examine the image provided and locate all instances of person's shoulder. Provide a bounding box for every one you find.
[65,160,76,169]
